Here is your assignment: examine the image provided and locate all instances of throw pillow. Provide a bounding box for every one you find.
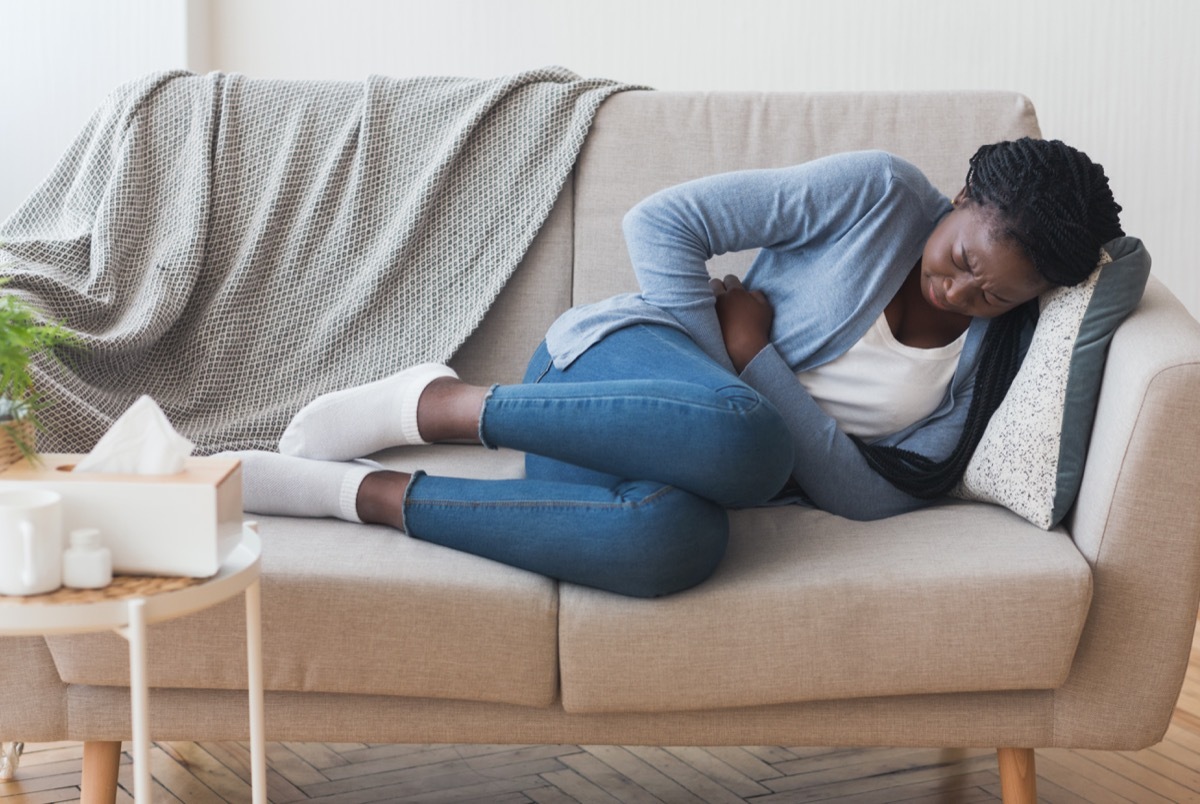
[956,236,1151,529]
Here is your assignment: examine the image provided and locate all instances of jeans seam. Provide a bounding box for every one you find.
[530,353,554,384]
[490,391,761,416]
[408,482,680,512]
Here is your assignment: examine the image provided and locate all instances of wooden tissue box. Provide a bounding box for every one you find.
[0,453,243,577]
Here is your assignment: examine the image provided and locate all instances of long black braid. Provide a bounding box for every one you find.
[851,138,1125,499]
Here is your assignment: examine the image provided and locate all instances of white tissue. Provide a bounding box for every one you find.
[73,396,195,475]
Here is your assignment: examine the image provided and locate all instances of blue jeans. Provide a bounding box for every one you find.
[402,325,794,597]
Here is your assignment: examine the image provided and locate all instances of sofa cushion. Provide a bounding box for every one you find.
[44,446,561,709]
[558,501,1092,713]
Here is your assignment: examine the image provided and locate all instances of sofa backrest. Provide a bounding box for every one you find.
[450,91,1041,384]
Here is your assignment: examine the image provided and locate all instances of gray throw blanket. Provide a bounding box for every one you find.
[0,68,635,453]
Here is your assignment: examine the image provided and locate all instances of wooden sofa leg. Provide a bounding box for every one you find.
[81,741,121,804]
[997,747,1037,804]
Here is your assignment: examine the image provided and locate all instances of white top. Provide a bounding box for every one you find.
[795,312,967,440]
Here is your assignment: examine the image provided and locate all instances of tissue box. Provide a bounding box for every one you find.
[0,453,243,577]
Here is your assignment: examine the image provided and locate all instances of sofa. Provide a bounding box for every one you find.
[3,89,1200,804]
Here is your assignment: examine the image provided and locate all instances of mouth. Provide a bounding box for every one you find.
[924,275,950,311]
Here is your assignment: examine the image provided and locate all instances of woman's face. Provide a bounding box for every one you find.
[920,193,1051,319]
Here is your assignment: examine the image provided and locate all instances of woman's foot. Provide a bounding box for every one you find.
[278,363,459,460]
[222,451,401,524]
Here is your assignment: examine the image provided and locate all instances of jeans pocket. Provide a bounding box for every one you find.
[522,341,555,385]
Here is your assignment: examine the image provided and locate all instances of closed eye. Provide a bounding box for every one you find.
[950,246,966,272]
[961,246,1013,306]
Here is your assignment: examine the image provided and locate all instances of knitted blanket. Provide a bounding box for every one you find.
[0,68,634,454]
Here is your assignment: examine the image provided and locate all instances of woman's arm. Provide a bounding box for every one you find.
[740,342,974,520]
[705,278,961,518]
[703,278,947,517]
[622,153,892,369]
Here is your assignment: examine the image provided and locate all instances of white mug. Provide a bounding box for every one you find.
[0,489,64,596]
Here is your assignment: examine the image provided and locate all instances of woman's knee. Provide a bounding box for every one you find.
[606,484,729,598]
[707,388,795,506]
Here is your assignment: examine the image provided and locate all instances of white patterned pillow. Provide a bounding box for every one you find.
[956,237,1151,529]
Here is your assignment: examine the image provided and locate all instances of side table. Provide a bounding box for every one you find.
[0,523,265,804]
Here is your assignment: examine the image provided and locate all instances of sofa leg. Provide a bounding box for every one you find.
[997,747,1037,804]
[81,741,121,804]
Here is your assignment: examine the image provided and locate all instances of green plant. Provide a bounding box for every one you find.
[0,275,79,460]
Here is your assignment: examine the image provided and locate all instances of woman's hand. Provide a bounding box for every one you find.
[709,274,773,373]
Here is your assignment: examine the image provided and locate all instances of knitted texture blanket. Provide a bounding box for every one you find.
[0,68,633,453]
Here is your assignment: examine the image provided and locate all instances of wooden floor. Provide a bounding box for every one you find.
[5,622,1200,803]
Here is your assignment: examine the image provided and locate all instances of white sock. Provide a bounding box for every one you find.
[221,451,375,523]
[278,363,458,461]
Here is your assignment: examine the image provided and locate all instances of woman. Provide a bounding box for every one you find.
[227,137,1124,598]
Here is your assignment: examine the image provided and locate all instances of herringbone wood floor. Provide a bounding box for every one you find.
[6,621,1200,803]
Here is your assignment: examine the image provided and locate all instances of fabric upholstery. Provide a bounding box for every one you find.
[44,447,557,708]
[1051,277,1200,747]
[558,503,1092,713]
[0,637,66,742]
[449,185,575,386]
[69,684,1062,749]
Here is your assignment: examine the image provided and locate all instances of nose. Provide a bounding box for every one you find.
[943,274,973,306]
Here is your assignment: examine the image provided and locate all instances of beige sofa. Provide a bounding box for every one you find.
[4,90,1200,803]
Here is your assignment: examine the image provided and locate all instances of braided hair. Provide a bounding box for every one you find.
[964,138,1124,285]
[853,138,1125,499]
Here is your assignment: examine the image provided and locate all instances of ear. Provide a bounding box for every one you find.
[953,186,969,206]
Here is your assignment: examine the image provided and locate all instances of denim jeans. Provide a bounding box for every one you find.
[402,325,794,597]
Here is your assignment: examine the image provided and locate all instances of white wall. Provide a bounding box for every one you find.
[0,0,193,219]
[206,0,1199,316]
[3,0,1198,316]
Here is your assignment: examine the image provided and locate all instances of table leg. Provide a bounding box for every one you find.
[246,579,266,804]
[126,598,150,804]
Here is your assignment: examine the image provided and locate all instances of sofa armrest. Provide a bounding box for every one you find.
[0,637,67,741]
[1053,276,1200,748]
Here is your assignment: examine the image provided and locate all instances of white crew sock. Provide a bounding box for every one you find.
[279,363,458,461]
[221,451,376,523]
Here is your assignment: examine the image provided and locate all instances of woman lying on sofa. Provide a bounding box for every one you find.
[226,137,1124,597]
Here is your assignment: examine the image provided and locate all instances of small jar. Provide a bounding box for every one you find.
[61,528,113,590]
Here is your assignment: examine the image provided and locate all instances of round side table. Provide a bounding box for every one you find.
[0,523,265,804]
